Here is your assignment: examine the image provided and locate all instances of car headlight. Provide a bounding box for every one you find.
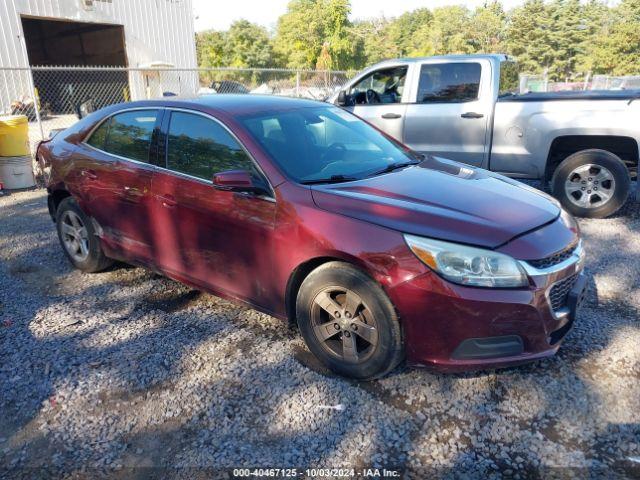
[404,234,529,288]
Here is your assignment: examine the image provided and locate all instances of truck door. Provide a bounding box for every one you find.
[343,65,409,142]
[403,59,492,167]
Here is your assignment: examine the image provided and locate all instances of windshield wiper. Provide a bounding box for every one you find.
[368,160,420,177]
[300,175,358,185]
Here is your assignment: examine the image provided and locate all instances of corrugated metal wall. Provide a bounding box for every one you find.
[0,0,196,68]
[0,0,196,111]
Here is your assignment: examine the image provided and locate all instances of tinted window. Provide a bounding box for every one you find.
[417,63,481,103]
[86,118,111,150]
[103,110,158,162]
[241,107,417,183]
[166,112,257,181]
[349,66,407,105]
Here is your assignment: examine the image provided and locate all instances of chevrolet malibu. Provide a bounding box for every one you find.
[39,96,586,380]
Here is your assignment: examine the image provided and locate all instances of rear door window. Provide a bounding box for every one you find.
[101,110,158,162]
[417,63,481,103]
[165,111,259,181]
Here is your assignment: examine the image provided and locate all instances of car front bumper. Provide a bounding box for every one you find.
[389,242,586,372]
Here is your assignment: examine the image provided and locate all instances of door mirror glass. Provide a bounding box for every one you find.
[213,169,261,193]
[76,99,95,119]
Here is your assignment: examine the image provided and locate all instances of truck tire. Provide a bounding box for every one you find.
[551,149,630,218]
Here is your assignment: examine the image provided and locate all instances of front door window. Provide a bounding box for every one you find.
[349,66,408,105]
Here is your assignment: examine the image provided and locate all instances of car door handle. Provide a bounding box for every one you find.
[158,194,177,208]
[81,169,97,180]
[381,113,402,119]
[461,112,484,119]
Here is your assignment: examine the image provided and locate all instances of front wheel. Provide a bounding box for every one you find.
[551,149,631,218]
[296,262,404,380]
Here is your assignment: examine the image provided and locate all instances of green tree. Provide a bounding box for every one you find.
[225,20,273,68]
[273,0,357,70]
[388,8,433,57]
[506,0,555,75]
[589,0,640,75]
[196,21,272,68]
[423,6,473,55]
[575,0,612,73]
[468,1,506,53]
[196,30,225,68]
[547,0,590,80]
[352,17,400,64]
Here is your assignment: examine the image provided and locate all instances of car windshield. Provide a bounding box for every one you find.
[239,106,418,183]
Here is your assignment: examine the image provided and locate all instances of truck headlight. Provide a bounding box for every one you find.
[404,234,529,288]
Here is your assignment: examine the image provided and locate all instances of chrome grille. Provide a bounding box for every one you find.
[528,242,578,270]
[549,274,578,312]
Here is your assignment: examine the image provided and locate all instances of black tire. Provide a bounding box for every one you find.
[55,197,113,273]
[551,149,631,218]
[296,261,404,380]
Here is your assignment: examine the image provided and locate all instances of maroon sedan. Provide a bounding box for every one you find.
[39,96,586,379]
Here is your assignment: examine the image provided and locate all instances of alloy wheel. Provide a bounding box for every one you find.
[310,287,379,364]
[564,163,615,209]
[60,210,90,262]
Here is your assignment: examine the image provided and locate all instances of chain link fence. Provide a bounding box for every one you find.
[3,65,640,186]
[0,66,354,157]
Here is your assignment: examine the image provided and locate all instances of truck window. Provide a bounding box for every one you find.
[417,63,481,103]
[349,66,408,105]
[499,61,520,96]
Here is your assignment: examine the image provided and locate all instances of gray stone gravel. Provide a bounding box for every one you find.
[0,188,638,479]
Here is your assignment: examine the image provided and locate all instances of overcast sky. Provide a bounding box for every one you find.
[193,0,528,32]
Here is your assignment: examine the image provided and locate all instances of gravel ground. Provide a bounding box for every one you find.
[0,188,639,479]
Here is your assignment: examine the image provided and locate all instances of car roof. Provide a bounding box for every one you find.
[113,95,327,118]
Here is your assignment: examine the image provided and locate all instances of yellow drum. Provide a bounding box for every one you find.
[0,115,30,157]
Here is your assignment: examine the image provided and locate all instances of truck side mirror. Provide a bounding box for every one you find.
[336,90,347,106]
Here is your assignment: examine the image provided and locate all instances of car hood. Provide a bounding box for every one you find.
[310,157,560,249]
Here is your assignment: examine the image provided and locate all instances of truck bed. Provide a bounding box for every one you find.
[498,90,640,102]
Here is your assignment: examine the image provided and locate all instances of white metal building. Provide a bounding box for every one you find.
[0,0,197,112]
[0,0,196,68]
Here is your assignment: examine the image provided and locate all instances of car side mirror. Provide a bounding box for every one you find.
[336,90,347,106]
[213,169,265,194]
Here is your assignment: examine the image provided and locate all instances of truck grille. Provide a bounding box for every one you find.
[549,274,578,312]
[528,242,578,270]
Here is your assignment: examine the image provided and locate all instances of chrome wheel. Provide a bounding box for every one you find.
[564,163,615,209]
[60,210,90,262]
[311,287,379,364]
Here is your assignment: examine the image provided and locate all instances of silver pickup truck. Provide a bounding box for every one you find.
[331,54,639,218]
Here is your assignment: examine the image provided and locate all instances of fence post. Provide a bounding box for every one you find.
[543,69,549,92]
[28,67,45,146]
[296,70,300,97]
[583,71,591,91]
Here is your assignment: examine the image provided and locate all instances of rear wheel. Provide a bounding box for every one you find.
[56,197,113,272]
[551,149,630,218]
[296,261,404,380]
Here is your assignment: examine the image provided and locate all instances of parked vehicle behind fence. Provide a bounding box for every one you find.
[39,95,586,379]
[330,54,639,218]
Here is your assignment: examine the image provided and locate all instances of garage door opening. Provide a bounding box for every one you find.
[21,16,129,114]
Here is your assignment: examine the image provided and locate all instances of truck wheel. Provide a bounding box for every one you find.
[551,149,630,218]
